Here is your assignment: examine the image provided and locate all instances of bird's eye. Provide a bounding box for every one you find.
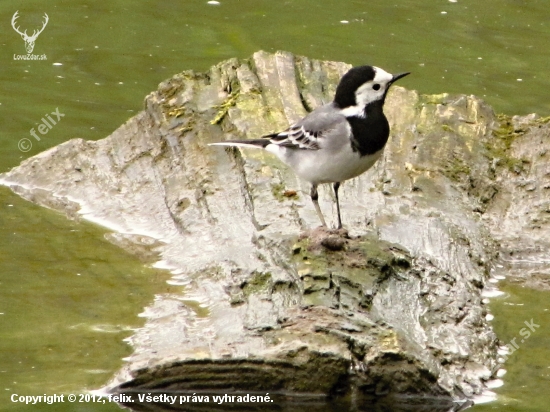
[372,84,381,91]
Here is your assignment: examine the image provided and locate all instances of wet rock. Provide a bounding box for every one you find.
[4,50,545,405]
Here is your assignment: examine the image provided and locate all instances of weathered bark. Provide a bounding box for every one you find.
[482,115,550,290]
[3,50,547,408]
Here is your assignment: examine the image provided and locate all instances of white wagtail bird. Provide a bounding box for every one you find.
[210,65,409,229]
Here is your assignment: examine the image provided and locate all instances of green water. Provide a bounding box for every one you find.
[1,0,549,411]
[0,186,179,410]
[472,284,550,412]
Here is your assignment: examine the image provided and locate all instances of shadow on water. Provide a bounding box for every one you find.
[114,391,472,412]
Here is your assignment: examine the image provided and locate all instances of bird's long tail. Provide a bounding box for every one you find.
[208,139,270,149]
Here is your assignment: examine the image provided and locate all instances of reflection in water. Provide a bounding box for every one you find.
[113,390,472,412]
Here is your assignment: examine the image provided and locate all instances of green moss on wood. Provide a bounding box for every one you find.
[484,114,527,173]
[210,89,240,125]
[242,271,272,297]
[271,183,299,202]
[442,154,471,182]
[291,233,411,310]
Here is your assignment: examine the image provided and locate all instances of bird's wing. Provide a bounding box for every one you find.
[264,125,322,150]
[264,103,347,150]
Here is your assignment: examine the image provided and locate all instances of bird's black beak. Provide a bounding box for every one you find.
[391,72,410,83]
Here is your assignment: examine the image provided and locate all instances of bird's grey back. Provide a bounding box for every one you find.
[295,102,345,131]
[294,103,351,150]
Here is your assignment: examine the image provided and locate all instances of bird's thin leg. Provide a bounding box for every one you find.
[310,184,327,227]
[333,182,343,229]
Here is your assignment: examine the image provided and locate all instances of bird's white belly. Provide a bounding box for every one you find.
[272,145,383,185]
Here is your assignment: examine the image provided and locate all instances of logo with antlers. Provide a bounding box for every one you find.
[11,11,49,54]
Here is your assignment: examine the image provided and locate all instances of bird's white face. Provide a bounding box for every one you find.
[340,67,394,117]
[354,67,394,107]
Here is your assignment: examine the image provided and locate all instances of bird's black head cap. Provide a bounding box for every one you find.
[334,66,376,109]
